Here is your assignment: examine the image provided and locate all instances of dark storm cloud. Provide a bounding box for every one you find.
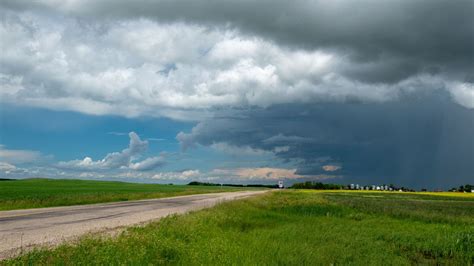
[1,0,473,186]
[178,92,474,189]
[3,0,473,84]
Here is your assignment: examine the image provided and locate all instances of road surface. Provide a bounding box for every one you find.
[0,190,267,259]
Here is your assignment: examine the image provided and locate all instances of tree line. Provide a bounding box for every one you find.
[450,184,473,192]
[187,181,278,188]
[290,181,345,190]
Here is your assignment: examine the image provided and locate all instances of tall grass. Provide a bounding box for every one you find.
[4,190,473,265]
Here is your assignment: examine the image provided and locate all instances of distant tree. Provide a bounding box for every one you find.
[464,184,472,192]
[461,184,472,192]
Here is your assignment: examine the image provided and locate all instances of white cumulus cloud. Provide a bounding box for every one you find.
[57,132,164,171]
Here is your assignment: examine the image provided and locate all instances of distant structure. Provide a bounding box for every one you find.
[346,183,399,192]
[278,181,284,189]
[342,183,462,192]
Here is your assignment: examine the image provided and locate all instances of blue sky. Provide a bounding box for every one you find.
[0,0,473,189]
[0,104,190,161]
[0,104,285,184]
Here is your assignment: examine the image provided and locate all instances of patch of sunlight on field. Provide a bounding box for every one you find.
[415,192,474,198]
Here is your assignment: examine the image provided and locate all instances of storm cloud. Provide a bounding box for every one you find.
[178,92,474,189]
[3,0,473,84]
[1,0,473,115]
[0,0,473,187]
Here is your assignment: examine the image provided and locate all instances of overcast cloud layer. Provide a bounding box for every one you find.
[1,0,473,117]
[0,0,473,188]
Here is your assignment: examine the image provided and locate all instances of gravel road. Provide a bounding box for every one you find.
[0,190,267,260]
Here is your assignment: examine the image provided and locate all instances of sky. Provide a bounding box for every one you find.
[0,0,473,189]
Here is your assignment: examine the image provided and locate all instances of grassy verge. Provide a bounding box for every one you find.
[0,178,256,211]
[4,190,473,265]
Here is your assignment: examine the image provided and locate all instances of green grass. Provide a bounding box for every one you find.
[0,178,254,210]
[4,190,473,265]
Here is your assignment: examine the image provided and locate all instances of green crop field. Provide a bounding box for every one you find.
[4,190,473,265]
[0,178,253,211]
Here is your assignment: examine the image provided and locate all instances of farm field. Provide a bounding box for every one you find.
[3,190,473,265]
[0,178,255,211]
